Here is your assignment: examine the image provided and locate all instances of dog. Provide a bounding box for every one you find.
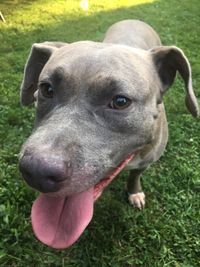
[19,20,199,249]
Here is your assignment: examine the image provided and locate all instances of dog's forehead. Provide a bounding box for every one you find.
[42,41,151,79]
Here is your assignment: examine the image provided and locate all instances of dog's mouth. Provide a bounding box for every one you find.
[31,153,135,249]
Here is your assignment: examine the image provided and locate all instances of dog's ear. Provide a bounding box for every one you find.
[20,42,67,106]
[151,46,199,117]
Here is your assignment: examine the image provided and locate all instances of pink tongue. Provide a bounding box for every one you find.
[31,188,94,249]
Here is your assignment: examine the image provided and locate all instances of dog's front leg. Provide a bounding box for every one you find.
[127,169,146,209]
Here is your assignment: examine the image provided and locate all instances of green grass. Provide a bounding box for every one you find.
[0,0,200,266]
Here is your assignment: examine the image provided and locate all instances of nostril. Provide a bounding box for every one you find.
[46,176,57,187]
[40,175,64,193]
[46,175,65,183]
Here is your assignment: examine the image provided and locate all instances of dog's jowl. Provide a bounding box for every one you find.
[19,20,199,249]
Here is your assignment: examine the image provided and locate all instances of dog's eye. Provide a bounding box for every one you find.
[40,83,54,98]
[109,95,132,110]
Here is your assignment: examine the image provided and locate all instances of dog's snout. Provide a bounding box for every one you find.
[19,153,71,193]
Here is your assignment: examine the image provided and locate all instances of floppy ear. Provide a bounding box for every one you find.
[20,42,67,106]
[151,46,199,117]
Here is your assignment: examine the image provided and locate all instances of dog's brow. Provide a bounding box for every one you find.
[92,77,117,93]
[44,68,77,88]
[88,77,129,103]
[51,67,68,84]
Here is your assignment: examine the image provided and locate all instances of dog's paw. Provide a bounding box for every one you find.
[128,192,145,209]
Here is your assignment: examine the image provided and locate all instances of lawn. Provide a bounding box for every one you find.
[0,0,200,266]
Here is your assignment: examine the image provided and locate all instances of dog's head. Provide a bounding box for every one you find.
[19,41,199,249]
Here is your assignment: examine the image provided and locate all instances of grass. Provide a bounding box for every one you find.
[0,0,200,266]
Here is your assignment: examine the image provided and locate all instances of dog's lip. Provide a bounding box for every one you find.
[93,152,136,201]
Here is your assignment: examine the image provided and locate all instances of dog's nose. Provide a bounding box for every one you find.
[19,154,71,193]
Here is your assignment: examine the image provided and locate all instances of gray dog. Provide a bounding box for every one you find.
[19,20,199,249]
